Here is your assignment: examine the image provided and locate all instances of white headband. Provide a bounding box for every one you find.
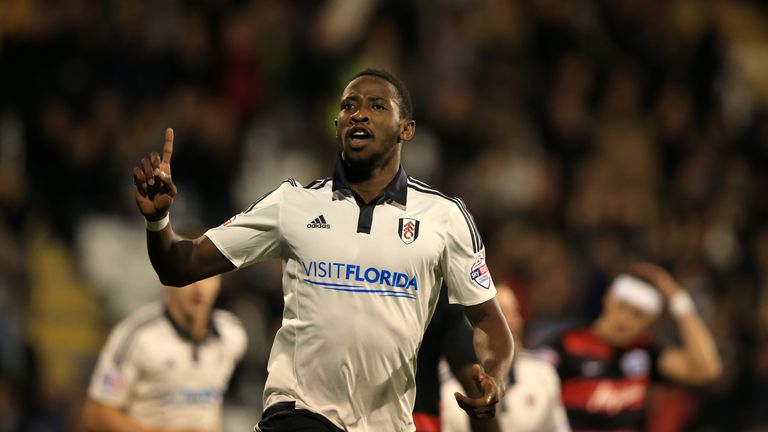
[610,274,662,316]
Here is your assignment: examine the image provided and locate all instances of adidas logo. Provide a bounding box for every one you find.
[307,215,331,229]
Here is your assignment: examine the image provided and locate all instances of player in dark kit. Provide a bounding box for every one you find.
[540,263,721,431]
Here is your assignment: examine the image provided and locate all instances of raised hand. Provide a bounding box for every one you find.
[630,262,683,300]
[454,364,502,419]
[133,128,178,221]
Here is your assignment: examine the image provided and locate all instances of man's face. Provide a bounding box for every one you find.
[600,293,656,347]
[165,275,222,322]
[335,76,414,170]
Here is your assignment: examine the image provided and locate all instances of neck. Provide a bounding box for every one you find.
[345,148,401,204]
[593,317,622,348]
[168,301,208,342]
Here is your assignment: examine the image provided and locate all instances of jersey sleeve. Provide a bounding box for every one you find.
[204,180,297,268]
[440,201,496,306]
[86,322,141,408]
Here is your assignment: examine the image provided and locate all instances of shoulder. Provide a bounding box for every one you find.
[107,302,166,365]
[269,178,304,192]
[303,177,332,190]
[257,177,332,203]
[111,302,165,336]
[240,178,304,212]
[533,326,580,365]
[517,350,563,391]
[555,325,618,360]
[213,309,246,333]
[517,350,559,376]
[406,176,467,210]
[550,325,597,347]
[212,309,247,350]
[407,176,483,251]
[630,332,655,349]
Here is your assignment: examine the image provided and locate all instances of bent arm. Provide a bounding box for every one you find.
[657,310,723,385]
[463,298,514,391]
[133,128,236,287]
[147,225,234,287]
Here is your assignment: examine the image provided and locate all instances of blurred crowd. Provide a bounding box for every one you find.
[2,0,768,430]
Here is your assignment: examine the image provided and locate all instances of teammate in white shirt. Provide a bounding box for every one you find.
[82,229,247,432]
[442,284,570,432]
[130,69,513,431]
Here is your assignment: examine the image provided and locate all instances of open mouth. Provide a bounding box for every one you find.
[347,126,373,147]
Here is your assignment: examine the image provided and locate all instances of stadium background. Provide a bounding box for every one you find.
[1,0,768,430]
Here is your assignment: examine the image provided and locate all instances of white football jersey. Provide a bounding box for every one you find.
[204,161,496,431]
[87,302,247,430]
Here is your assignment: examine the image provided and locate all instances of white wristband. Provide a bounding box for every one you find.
[669,291,695,317]
[145,214,170,232]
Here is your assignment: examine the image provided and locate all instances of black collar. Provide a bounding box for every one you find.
[331,154,408,206]
[164,307,220,342]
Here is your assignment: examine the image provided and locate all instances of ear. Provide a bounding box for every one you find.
[399,120,416,143]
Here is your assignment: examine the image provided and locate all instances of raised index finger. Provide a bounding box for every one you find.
[162,128,174,164]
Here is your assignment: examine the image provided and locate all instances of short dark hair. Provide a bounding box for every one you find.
[351,69,413,121]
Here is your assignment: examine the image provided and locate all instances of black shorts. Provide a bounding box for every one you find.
[257,401,344,432]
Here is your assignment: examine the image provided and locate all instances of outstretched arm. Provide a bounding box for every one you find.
[455,298,514,419]
[132,128,234,286]
[632,263,722,386]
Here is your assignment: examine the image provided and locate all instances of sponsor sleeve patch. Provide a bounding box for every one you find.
[470,256,491,289]
[100,371,125,394]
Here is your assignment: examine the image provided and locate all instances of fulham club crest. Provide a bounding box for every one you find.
[398,218,420,244]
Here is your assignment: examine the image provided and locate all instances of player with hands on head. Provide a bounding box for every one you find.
[540,261,722,431]
[130,69,513,431]
[627,262,722,385]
